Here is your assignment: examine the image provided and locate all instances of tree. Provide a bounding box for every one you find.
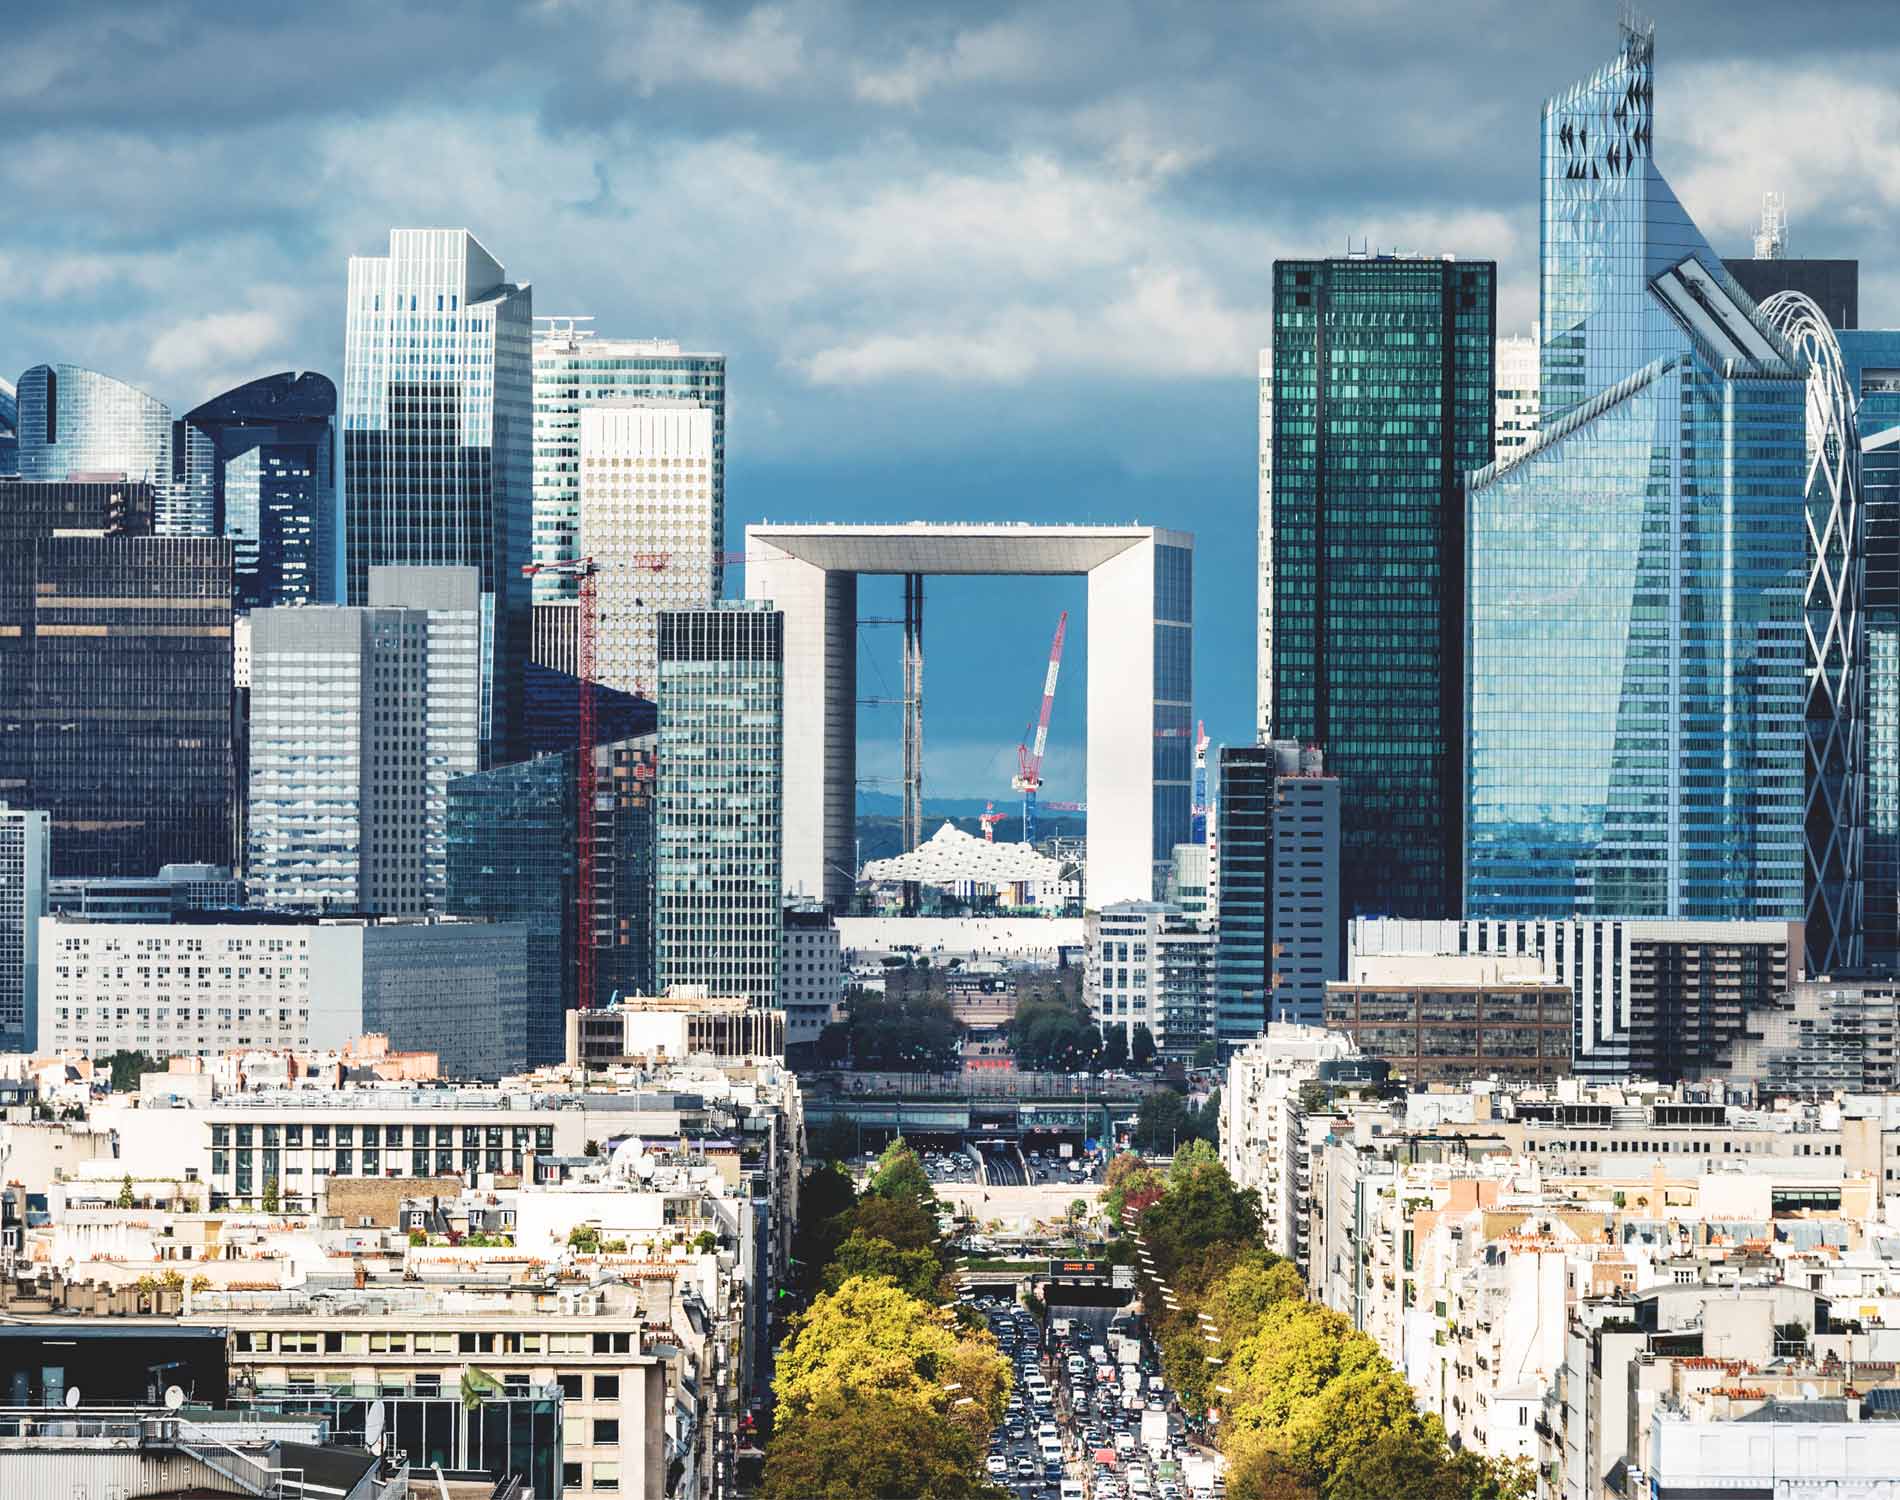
[868,1139,936,1206]
[808,1116,863,1163]
[848,1192,941,1253]
[775,1275,1010,1444]
[823,1232,944,1302]
[1131,1089,1191,1153]
[1009,992,1101,1070]
[1226,1447,1320,1500]
[792,1163,861,1294]
[1131,1023,1157,1068]
[261,1176,280,1214]
[1102,1026,1130,1070]
[833,989,964,1071]
[1192,1040,1220,1070]
[102,1050,161,1094]
[761,1392,1008,1500]
[1103,1152,1165,1227]
[116,1174,134,1209]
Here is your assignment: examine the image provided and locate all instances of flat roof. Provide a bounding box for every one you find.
[747,521,1192,575]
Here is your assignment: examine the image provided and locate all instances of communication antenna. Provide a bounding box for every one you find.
[164,1385,186,1410]
[365,1399,387,1451]
[1754,192,1787,260]
[534,314,597,346]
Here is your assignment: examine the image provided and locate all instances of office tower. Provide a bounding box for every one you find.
[1466,19,1811,939]
[1723,195,1859,330]
[1494,327,1539,461]
[530,324,725,608]
[15,363,171,488]
[1844,330,1900,967]
[656,602,782,1007]
[581,401,717,696]
[247,566,481,914]
[342,229,532,760]
[49,864,243,923]
[166,418,218,536]
[180,372,339,607]
[446,734,657,1066]
[1213,742,1341,1045]
[0,806,49,1052]
[1262,255,1494,920]
[780,903,843,1051]
[0,378,17,475]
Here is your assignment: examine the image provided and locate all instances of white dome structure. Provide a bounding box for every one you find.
[860,821,1067,894]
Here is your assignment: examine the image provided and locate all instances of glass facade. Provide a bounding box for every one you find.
[0,377,19,475]
[1465,19,1808,925]
[531,331,725,607]
[1843,331,1900,966]
[1213,747,1268,1046]
[1153,540,1193,894]
[1266,256,1494,919]
[182,371,339,607]
[343,229,532,760]
[16,363,171,490]
[657,602,782,1007]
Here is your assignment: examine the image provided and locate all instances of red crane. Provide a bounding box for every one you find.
[523,557,600,1011]
[1010,612,1068,843]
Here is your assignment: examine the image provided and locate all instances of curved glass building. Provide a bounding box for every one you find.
[183,371,338,607]
[0,377,17,476]
[1465,17,1810,939]
[15,363,172,488]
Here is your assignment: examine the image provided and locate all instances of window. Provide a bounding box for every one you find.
[591,1462,619,1492]
[562,1461,582,1491]
[593,1418,620,1445]
[558,1374,583,1400]
[593,1375,619,1400]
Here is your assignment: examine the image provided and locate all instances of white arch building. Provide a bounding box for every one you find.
[744,522,1194,912]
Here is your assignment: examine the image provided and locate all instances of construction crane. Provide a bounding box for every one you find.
[522,556,600,1011]
[979,802,1004,842]
[1010,612,1069,844]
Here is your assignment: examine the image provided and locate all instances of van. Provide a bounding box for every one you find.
[1037,1421,1058,1443]
[1040,1437,1063,1464]
[1062,1483,1088,1500]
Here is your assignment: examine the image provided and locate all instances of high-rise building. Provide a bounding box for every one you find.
[656,602,782,1008]
[581,401,717,697]
[1494,327,1539,461]
[780,903,843,1051]
[180,372,339,607]
[0,378,18,476]
[1723,196,1858,329]
[1465,19,1811,937]
[445,734,658,1066]
[1844,330,1900,967]
[247,567,481,914]
[167,418,218,536]
[1213,742,1341,1045]
[0,523,235,878]
[1086,900,1216,1058]
[1262,255,1495,919]
[530,325,725,608]
[342,229,532,760]
[0,806,49,1052]
[14,363,171,492]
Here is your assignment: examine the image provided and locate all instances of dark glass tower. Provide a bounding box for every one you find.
[1264,255,1495,919]
[0,477,233,876]
[182,371,338,608]
[1723,259,1858,331]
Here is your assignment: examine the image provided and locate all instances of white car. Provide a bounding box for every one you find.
[986,1454,1008,1476]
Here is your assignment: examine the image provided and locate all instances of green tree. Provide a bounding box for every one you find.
[868,1138,936,1205]
[848,1192,941,1252]
[761,1392,1008,1500]
[116,1174,134,1209]
[1102,1025,1130,1070]
[1227,1447,1321,1500]
[1131,1023,1157,1069]
[1192,1039,1220,1070]
[102,1050,161,1094]
[808,1116,863,1163]
[775,1275,1010,1444]
[822,1231,945,1302]
[261,1176,280,1214]
[1103,1152,1165,1227]
[1131,1088,1191,1152]
[1009,992,1101,1070]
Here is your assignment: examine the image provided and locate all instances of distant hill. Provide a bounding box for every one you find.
[855,790,1008,818]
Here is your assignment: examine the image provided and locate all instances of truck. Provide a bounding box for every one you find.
[1183,1452,1218,1499]
[1140,1406,1169,1455]
[1115,1333,1142,1366]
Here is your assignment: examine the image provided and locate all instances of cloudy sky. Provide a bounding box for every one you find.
[7,0,1898,799]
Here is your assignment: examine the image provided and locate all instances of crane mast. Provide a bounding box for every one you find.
[1010,611,1069,844]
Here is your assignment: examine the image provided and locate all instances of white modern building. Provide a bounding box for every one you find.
[247,566,482,914]
[37,915,529,1077]
[1085,900,1215,1057]
[0,804,49,1052]
[581,401,717,697]
[745,522,1193,910]
[530,325,725,605]
[1494,326,1539,461]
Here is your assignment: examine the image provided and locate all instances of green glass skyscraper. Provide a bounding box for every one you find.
[1262,254,1495,918]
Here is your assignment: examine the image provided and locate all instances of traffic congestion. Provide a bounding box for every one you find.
[975,1294,1222,1500]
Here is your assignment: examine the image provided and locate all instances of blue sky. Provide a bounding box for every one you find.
[6,0,1899,798]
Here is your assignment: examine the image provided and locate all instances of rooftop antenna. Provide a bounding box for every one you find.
[1754,192,1787,260]
[534,314,596,346]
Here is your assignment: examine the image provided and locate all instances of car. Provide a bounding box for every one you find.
[987,1455,1009,1475]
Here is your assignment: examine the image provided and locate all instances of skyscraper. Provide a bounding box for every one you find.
[530,324,726,609]
[181,371,339,607]
[581,401,717,697]
[1212,742,1341,1045]
[15,363,171,490]
[247,567,481,913]
[342,229,532,760]
[1494,327,1539,462]
[656,601,782,1008]
[1465,17,1810,934]
[0,805,49,1053]
[0,378,18,476]
[1262,254,1495,919]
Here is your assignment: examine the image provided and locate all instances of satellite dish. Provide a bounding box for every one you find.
[64,1386,82,1409]
[365,1399,386,1450]
[164,1385,186,1410]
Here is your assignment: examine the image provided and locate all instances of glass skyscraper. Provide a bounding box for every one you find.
[1465,18,1809,928]
[0,378,17,476]
[656,601,782,1008]
[342,229,532,761]
[1264,255,1495,919]
[15,363,171,490]
[530,326,725,608]
[181,371,339,607]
